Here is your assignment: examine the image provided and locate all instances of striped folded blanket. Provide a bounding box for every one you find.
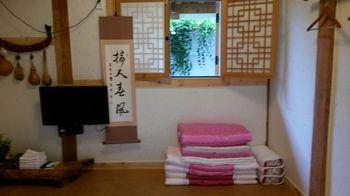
[166,171,257,181]
[168,146,258,166]
[165,178,258,186]
[166,146,259,169]
[165,163,257,176]
[181,145,253,158]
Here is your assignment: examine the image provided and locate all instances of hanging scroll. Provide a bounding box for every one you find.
[104,41,135,122]
[99,16,139,144]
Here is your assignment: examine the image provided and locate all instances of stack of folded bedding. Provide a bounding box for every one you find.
[165,123,259,186]
[251,145,285,185]
[19,149,47,169]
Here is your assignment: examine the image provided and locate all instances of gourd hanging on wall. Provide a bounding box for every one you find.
[14,55,24,81]
[0,25,52,85]
[42,50,52,86]
[28,54,40,86]
[0,48,13,76]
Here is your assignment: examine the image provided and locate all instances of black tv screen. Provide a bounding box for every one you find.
[39,86,110,126]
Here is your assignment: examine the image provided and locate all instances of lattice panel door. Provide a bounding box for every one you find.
[222,0,278,78]
[121,2,165,73]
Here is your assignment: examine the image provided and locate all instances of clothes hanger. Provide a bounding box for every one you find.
[307,6,342,31]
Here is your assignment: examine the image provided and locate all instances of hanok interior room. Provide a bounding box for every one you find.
[0,0,349,196]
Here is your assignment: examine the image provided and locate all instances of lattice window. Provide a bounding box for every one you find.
[223,0,277,77]
[121,2,165,73]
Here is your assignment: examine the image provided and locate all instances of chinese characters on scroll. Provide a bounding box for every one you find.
[105,44,134,122]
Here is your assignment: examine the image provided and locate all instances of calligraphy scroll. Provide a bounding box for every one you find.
[99,16,139,144]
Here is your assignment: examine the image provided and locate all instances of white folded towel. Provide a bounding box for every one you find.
[19,149,46,159]
[251,145,283,167]
[19,149,47,169]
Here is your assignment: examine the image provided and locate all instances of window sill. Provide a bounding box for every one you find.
[74,78,268,87]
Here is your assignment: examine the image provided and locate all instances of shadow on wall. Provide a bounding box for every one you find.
[269,96,304,192]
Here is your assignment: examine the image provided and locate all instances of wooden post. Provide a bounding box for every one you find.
[107,0,117,16]
[52,0,77,162]
[265,79,270,146]
[309,0,336,195]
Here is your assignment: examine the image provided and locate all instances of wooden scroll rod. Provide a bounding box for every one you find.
[0,25,52,53]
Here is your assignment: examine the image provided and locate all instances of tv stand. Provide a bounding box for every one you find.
[58,125,84,137]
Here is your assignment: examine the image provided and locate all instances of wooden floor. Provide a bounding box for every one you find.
[0,169,300,196]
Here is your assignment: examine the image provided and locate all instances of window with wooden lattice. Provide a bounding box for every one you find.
[221,0,279,78]
[112,0,279,81]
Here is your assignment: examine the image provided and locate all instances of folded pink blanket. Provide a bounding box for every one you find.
[189,168,234,177]
[182,145,251,152]
[165,171,258,180]
[191,179,234,186]
[190,164,234,172]
[188,174,257,181]
[178,123,252,147]
[182,150,253,158]
[189,174,235,180]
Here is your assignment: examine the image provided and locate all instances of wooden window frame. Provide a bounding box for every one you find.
[106,0,274,86]
[221,0,279,79]
[115,0,170,80]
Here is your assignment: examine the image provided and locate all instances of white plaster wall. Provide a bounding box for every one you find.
[327,1,350,196]
[0,0,267,162]
[268,0,318,194]
[68,0,105,79]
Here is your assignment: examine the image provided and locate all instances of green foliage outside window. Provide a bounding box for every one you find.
[170,18,216,76]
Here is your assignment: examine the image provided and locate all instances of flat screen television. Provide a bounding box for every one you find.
[39,86,110,136]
